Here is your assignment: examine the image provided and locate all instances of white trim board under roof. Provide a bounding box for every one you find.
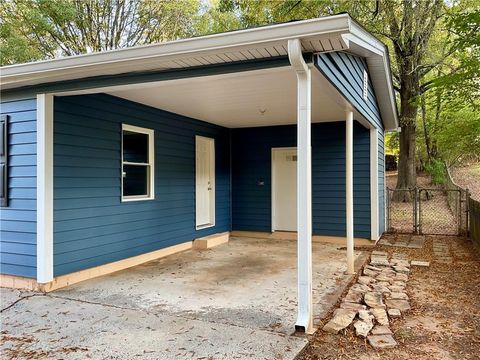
[0,13,398,130]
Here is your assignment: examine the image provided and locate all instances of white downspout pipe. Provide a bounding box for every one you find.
[370,127,379,241]
[288,38,314,334]
[346,110,355,274]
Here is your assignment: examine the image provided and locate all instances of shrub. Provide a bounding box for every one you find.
[425,159,446,185]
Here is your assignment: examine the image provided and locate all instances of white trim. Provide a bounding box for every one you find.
[289,38,314,334]
[271,147,297,232]
[195,135,215,230]
[36,94,54,283]
[345,110,355,275]
[121,124,155,202]
[370,128,380,241]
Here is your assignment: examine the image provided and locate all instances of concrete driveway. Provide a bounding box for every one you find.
[1,237,366,359]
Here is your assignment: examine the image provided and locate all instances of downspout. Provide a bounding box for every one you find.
[288,39,314,334]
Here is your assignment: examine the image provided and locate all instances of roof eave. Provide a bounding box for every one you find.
[0,13,351,89]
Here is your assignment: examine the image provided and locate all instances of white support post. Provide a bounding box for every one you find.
[346,110,355,274]
[37,94,54,283]
[370,127,379,241]
[288,39,314,334]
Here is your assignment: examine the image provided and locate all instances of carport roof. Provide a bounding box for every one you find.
[0,13,398,130]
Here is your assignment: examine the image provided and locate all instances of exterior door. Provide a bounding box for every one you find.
[272,148,297,231]
[196,136,215,229]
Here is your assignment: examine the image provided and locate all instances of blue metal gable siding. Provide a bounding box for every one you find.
[315,52,383,131]
[0,98,37,278]
[232,121,371,238]
[53,94,230,276]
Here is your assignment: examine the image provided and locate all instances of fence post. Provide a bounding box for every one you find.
[416,187,422,234]
[386,188,389,232]
[458,189,462,235]
[466,188,470,235]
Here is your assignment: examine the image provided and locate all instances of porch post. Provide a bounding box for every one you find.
[288,39,314,334]
[346,110,355,274]
[37,94,54,283]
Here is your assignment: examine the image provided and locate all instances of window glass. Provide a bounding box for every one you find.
[123,131,148,163]
[123,165,148,196]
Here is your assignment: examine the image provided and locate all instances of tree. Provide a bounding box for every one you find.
[0,0,199,65]
[362,1,445,200]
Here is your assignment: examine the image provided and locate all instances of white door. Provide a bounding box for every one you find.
[272,148,297,231]
[196,136,215,229]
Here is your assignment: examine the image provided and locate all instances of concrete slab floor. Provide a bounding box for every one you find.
[1,237,366,359]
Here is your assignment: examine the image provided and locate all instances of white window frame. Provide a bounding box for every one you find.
[121,124,155,202]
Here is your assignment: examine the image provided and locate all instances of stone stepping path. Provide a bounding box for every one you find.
[433,239,453,263]
[322,250,429,349]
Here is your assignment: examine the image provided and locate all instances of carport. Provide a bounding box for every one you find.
[0,14,397,335]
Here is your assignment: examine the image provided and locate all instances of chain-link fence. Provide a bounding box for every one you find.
[445,167,470,235]
[387,187,469,236]
[387,188,416,233]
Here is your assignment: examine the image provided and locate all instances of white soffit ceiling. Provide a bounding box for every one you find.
[108,66,358,128]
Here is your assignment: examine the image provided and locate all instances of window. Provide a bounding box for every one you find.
[121,124,154,201]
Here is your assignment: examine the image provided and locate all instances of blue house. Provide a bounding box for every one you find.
[0,14,397,333]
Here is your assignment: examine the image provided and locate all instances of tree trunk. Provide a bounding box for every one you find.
[421,95,432,163]
[393,64,419,202]
[397,121,417,189]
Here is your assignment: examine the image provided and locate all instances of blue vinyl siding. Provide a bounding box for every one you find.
[315,52,382,130]
[378,130,386,234]
[53,94,230,276]
[232,121,371,238]
[0,98,37,278]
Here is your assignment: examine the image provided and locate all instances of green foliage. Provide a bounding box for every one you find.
[433,6,480,108]
[424,159,446,185]
[436,108,480,165]
[1,0,200,64]
[385,132,399,156]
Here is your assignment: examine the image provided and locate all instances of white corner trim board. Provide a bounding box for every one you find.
[345,110,355,275]
[288,38,314,334]
[370,128,380,241]
[36,94,54,283]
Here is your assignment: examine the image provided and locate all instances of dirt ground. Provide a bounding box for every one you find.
[299,235,480,360]
[452,163,480,202]
[386,171,441,190]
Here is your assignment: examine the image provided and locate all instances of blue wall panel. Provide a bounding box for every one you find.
[0,98,37,278]
[315,52,383,131]
[53,94,230,276]
[232,121,371,238]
